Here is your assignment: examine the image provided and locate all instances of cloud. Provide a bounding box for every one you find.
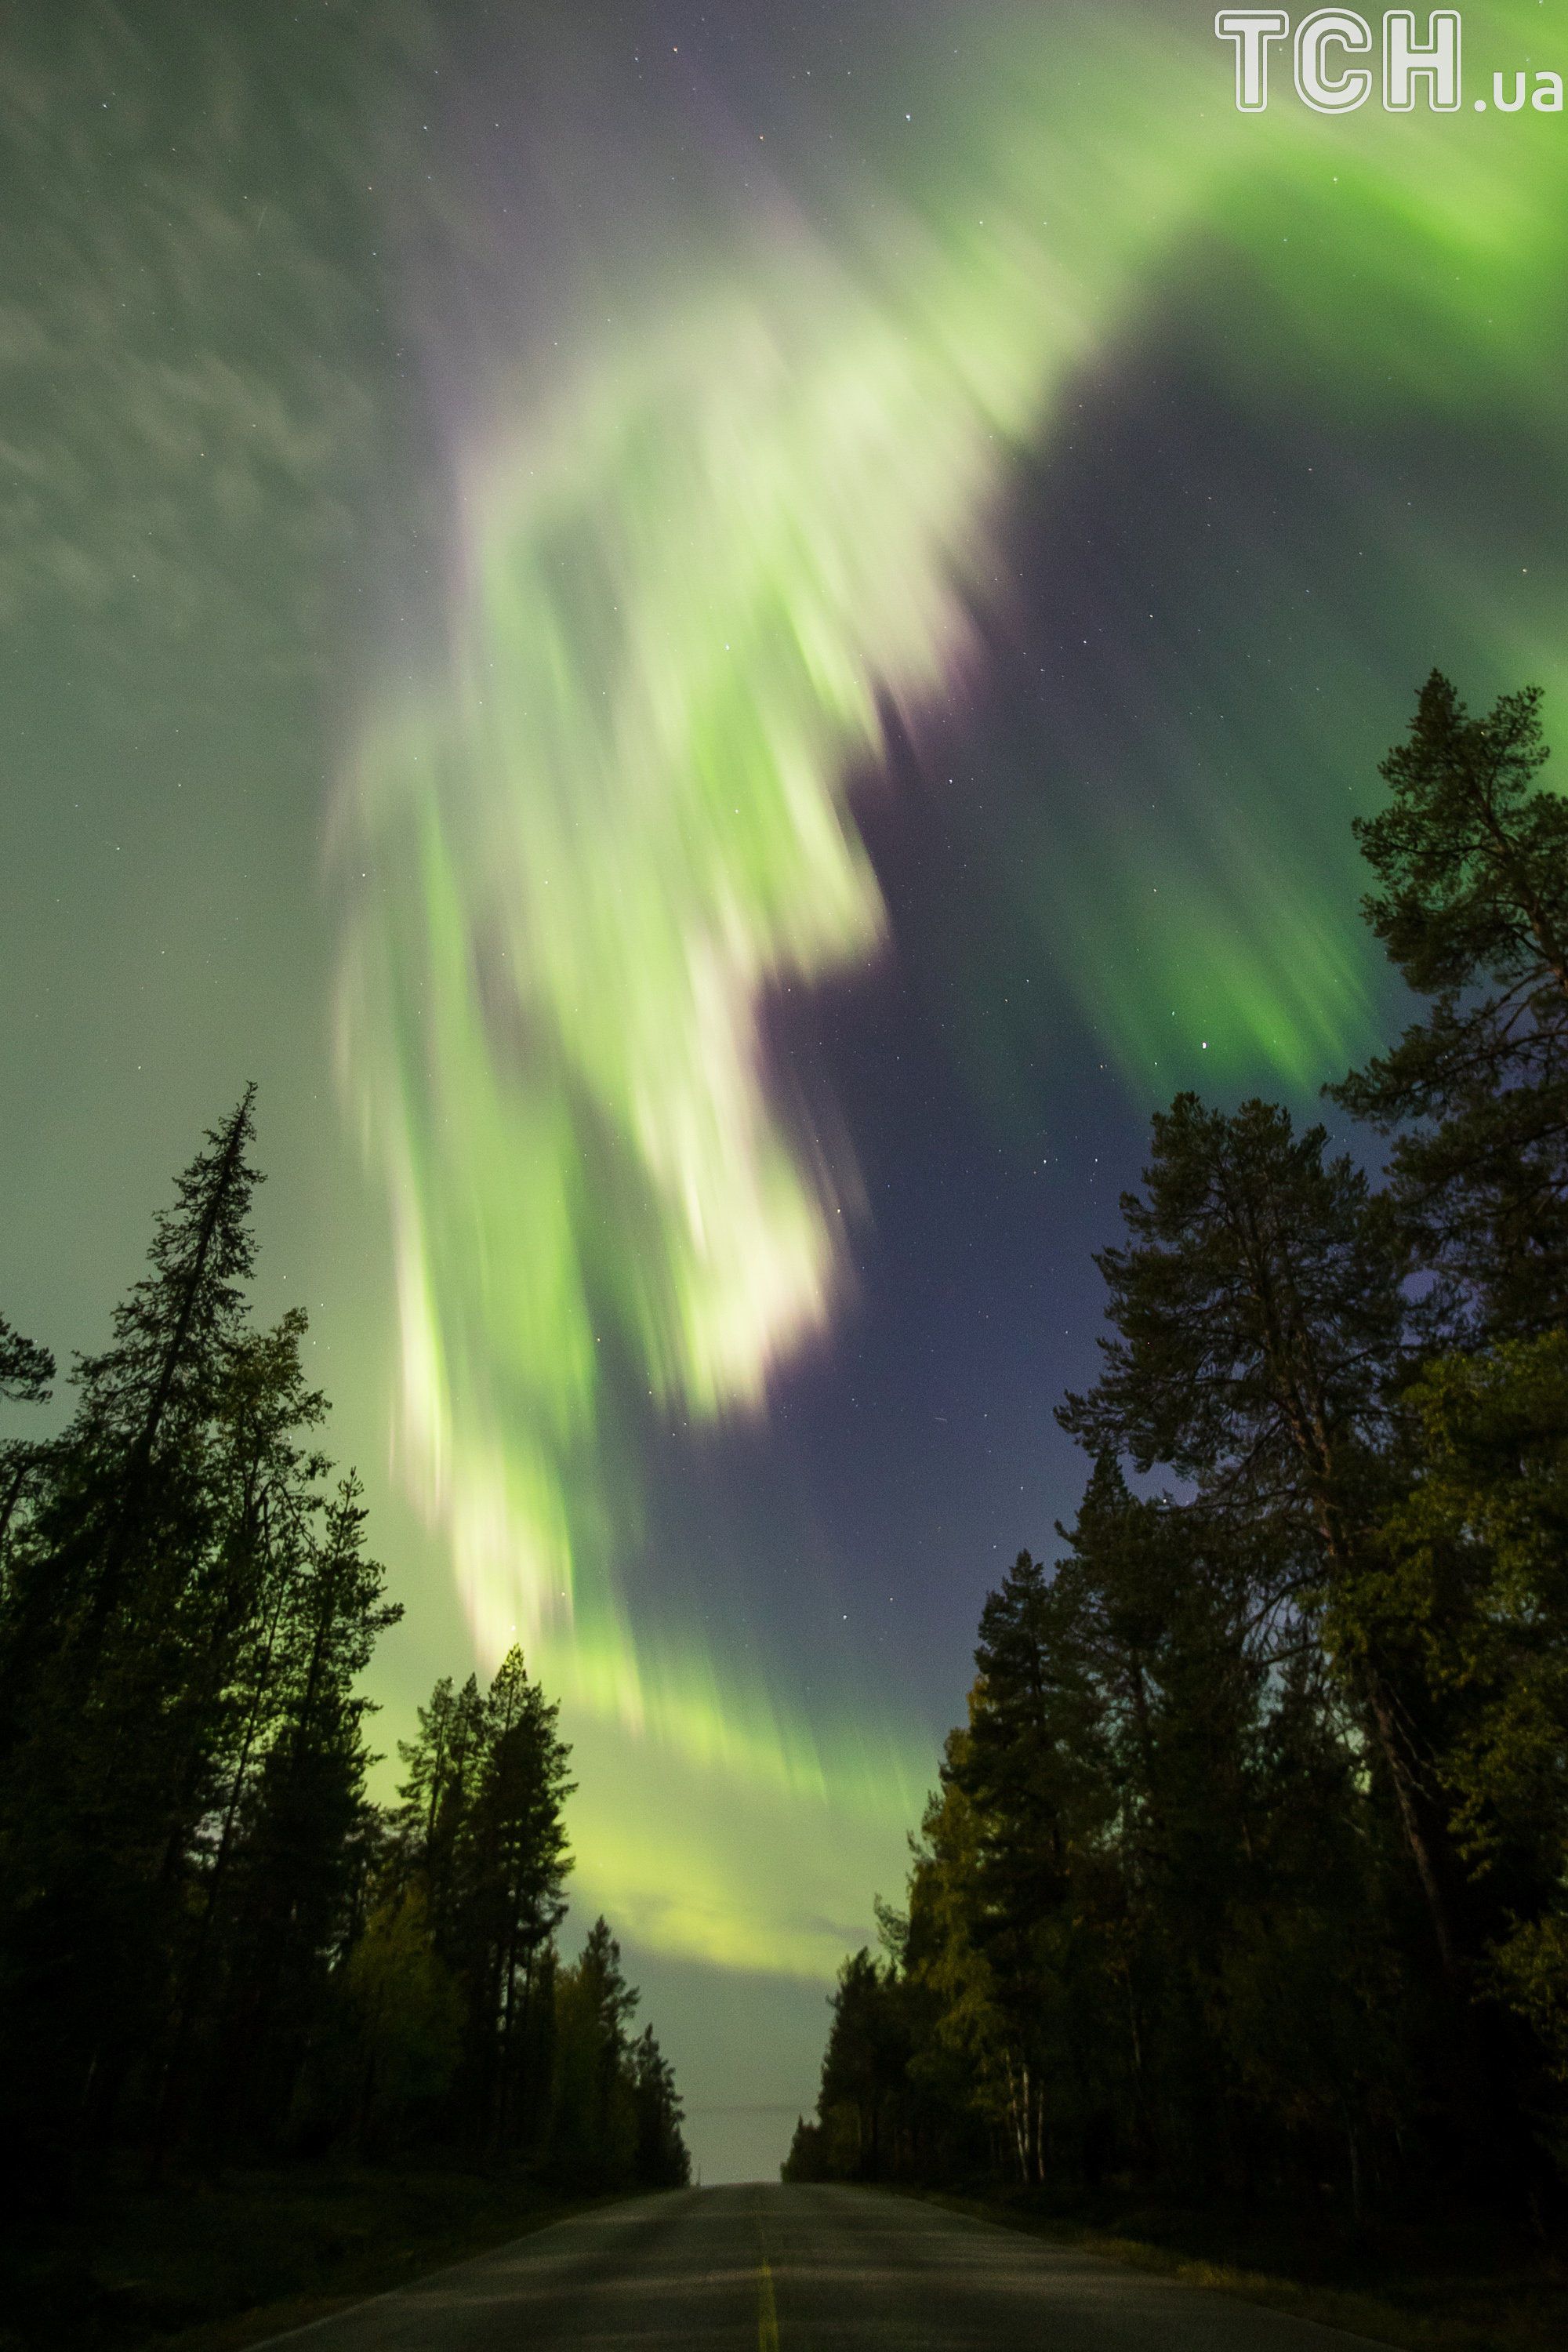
[0,0,430,667]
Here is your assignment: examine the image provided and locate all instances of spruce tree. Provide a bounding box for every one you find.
[0,1098,681,2193]
[0,1094,266,2165]
[143,1305,334,2158]
[200,1472,401,2149]
[630,2024,691,2187]
[1,1087,261,1708]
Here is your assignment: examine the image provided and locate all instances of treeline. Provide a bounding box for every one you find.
[0,1101,687,2204]
[787,673,1568,2224]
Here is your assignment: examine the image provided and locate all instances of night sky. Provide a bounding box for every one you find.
[4,0,1566,2178]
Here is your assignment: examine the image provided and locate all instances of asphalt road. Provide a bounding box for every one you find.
[254,2182,1385,2350]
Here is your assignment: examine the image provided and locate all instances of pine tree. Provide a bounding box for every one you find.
[902,1739,1019,2183]
[1366,1333,1568,2095]
[0,1098,684,2196]
[389,1650,572,2151]
[798,1497,1420,2205]
[815,1950,913,2181]
[960,1551,1103,2013]
[942,1552,1112,2184]
[392,1671,488,1950]
[456,1647,573,2148]
[1332,673,1568,1335]
[0,1316,53,1404]
[198,1472,401,2149]
[0,1312,53,1571]
[1054,1095,1460,1977]
[550,1918,639,2186]
[142,1306,336,2158]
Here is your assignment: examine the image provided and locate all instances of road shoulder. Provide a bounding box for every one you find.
[886,2185,1565,2352]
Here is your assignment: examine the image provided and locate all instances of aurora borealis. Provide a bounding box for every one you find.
[5,0,1568,2173]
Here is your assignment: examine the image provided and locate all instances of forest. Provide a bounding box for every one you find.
[0,1094,689,2216]
[786,674,1568,2230]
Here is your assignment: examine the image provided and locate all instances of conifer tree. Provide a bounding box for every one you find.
[143,1305,336,2156]
[31,1087,260,1661]
[902,1739,1018,2180]
[456,1647,573,2147]
[1054,1096,1459,1976]
[0,1093,267,2161]
[201,1472,401,2147]
[551,1918,639,2185]
[0,1312,53,1567]
[791,676,1568,2214]
[1369,1331,1568,2085]
[393,1671,489,1947]
[1333,672,1568,1334]
[389,1649,572,2150]
[340,1884,463,2154]
[0,1098,688,2198]
[630,2024,691,2187]
[0,1316,53,1404]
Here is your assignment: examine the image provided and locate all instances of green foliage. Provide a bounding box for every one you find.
[1332,671,1568,1337]
[549,1918,685,2189]
[630,2023,691,2188]
[0,1091,285,2181]
[383,1645,575,2154]
[1058,1092,1408,1537]
[1058,1090,1460,1985]
[780,2112,829,2181]
[0,1310,54,1583]
[0,1312,53,1404]
[0,1096,686,2211]
[794,673,1568,2226]
[339,1887,464,2147]
[1363,1333,1568,2077]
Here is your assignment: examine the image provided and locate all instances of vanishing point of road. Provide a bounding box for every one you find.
[255,2181,1384,2349]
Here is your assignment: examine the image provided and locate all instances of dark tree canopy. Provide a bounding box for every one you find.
[0,1316,53,1406]
[792,673,1568,2230]
[1333,670,1568,1336]
[0,1098,686,2208]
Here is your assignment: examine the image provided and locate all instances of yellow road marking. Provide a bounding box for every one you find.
[757,2256,779,2351]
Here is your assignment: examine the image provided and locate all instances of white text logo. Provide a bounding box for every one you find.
[1215,10,1564,112]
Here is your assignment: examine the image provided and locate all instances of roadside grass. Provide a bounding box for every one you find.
[1,2161,639,2351]
[898,2186,1568,2350]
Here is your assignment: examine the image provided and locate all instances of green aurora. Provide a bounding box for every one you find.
[331,2,1568,1973]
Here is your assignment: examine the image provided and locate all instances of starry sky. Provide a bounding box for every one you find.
[4,0,1567,2180]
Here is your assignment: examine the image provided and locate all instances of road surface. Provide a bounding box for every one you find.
[256,2182,1380,2350]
